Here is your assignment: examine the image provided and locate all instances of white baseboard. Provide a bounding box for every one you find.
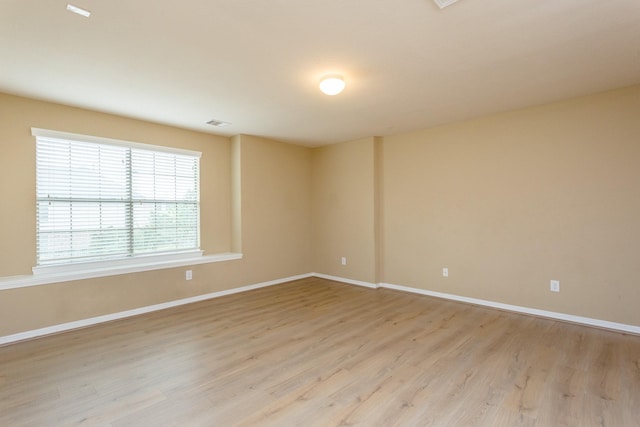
[308,273,639,334]
[0,273,313,346]
[311,273,378,289]
[378,282,640,335]
[3,272,638,345]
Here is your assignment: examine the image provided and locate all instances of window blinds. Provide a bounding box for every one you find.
[35,134,200,266]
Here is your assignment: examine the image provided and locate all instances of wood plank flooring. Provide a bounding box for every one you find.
[1,277,639,426]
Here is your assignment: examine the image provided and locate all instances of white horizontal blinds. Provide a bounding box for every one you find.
[36,134,200,266]
[36,137,131,265]
[130,149,199,255]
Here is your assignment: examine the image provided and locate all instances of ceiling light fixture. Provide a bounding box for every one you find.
[319,74,345,96]
[66,4,91,17]
[433,0,460,9]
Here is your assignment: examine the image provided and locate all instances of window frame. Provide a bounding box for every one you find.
[32,128,205,275]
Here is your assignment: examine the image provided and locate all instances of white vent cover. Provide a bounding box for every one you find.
[206,119,230,127]
[433,0,460,9]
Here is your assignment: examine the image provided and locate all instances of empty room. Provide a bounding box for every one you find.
[1,0,639,426]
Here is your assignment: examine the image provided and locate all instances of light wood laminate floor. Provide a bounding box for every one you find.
[1,277,639,426]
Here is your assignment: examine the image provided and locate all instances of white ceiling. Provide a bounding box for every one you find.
[1,0,639,146]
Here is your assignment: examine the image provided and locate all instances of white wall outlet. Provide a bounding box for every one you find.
[550,280,560,292]
[442,267,449,277]
[186,270,193,281]
[341,257,347,266]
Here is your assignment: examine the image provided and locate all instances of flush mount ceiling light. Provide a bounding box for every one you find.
[319,74,345,96]
[66,4,91,17]
[433,0,460,9]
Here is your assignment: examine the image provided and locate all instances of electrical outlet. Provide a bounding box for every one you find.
[341,257,347,266]
[442,267,449,277]
[186,270,192,281]
[550,280,560,292]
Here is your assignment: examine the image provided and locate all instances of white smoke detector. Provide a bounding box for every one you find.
[433,0,460,9]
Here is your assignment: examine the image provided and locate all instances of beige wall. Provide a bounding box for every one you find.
[0,94,312,336]
[2,84,639,338]
[311,138,376,283]
[236,134,312,284]
[382,85,640,326]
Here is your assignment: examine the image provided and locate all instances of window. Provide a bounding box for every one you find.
[34,129,201,267]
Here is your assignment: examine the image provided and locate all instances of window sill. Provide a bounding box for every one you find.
[0,252,243,291]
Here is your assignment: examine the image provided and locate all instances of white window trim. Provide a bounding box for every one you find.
[33,127,204,267]
[0,252,243,291]
[31,128,202,158]
[32,250,205,276]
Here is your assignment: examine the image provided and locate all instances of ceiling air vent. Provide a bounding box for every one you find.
[206,119,230,127]
[433,0,460,9]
